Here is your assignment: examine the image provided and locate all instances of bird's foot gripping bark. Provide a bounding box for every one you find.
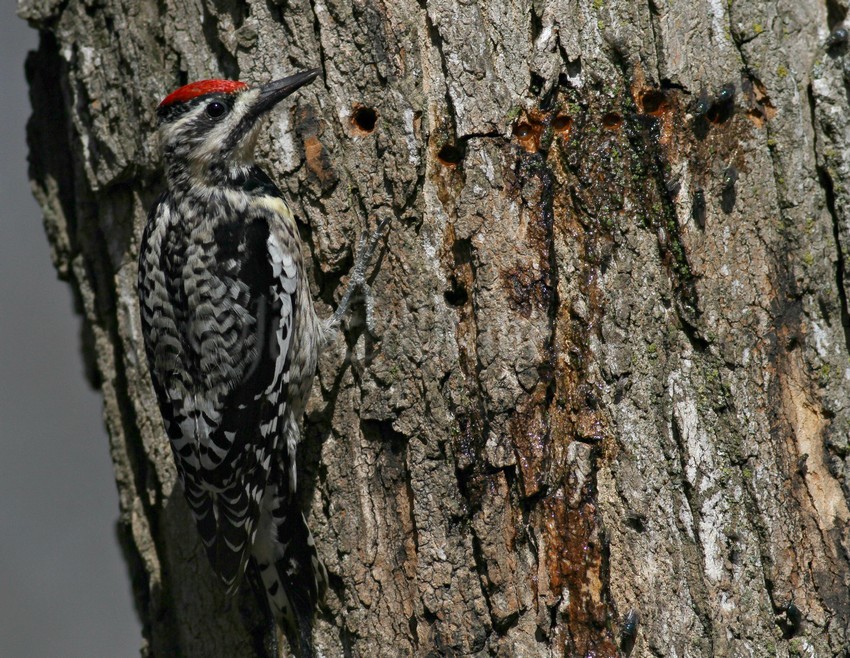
[327,215,391,334]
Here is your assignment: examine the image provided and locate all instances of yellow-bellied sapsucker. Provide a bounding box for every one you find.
[138,70,384,657]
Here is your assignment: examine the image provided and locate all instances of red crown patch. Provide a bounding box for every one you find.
[159,80,248,109]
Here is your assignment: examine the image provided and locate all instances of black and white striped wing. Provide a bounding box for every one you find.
[139,199,297,593]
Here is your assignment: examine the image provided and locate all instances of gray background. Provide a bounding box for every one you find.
[1,8,141,657]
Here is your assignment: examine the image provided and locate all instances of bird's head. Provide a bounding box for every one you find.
[156,69,320,184]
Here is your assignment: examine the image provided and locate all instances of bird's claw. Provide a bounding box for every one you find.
[328,215,390,332]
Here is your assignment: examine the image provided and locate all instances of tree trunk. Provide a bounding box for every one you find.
[19,0,850,655]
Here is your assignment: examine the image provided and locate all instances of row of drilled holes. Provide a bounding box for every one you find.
[349,105,628,164]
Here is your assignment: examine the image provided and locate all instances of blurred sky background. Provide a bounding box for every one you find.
[1,7,141,657]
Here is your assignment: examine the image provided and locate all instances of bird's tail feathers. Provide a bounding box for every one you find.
[253,491,327,658]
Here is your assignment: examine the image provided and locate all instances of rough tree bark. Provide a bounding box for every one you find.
[19,0,850,655]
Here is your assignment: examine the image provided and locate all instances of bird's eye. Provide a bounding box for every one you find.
[206,101,227,119]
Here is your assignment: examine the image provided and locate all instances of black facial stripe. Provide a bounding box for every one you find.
[157,92,236,124]
[221,109,262,154]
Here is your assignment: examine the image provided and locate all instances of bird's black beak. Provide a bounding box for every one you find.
[253,69,321,116]
[223,69,321,154]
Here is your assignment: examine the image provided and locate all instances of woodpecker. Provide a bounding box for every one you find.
[138,70,384,657]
